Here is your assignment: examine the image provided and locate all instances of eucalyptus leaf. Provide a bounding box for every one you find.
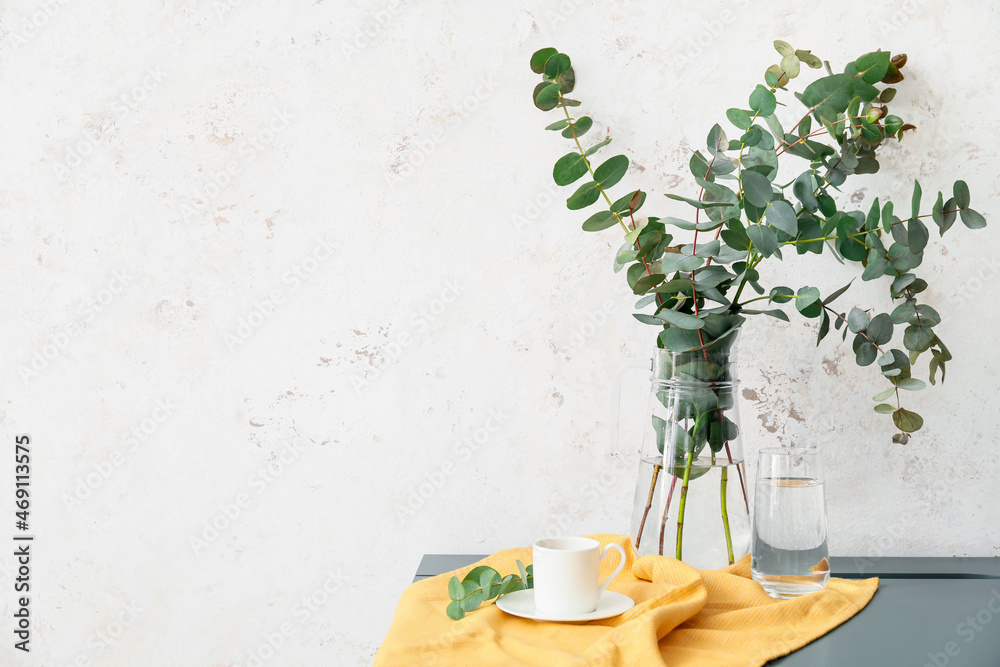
[566,181,601,210]
[726,108,752,130]
[446,600,465,620]
[907,218,929,253]
[747,224,778,257]
[553,152,589,186]
[749,84,777,116]
[533,83,562,111]
[742,170,774,208]
[582,210,619,232]
[854,336,878,366]
[765,200,798,235]
[953,180,970,208]
[960,208,987,229]
[563,116,593,138]
[448,577,464,601]
[656,309,706,330]
[594,155,629,189]
[769,287,795,304]
[873,387,896,402]
[848,307,870,333]
[633,273,666,294]
[867,313,893,345]
[585,138,613,156]
[892,408,923,432]
[742,308,790,322]
[530,47,558,74]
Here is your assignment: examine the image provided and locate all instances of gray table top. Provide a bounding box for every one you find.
[414,555,1000,666]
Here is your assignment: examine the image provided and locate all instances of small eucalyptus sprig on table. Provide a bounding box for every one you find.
[446,560,533,620]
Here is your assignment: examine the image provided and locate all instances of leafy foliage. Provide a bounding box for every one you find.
[445,560,533,620]
[529,43,987,443]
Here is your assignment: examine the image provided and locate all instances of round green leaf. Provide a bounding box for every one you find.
[658,327,704,352]
[480,570,499,599]
[446,600,465,620]
[460,590,484,612]
[780,53,800,78]
[749,84,777,116]
[765,65,788,87]
[533,83,561,111]
[566,181,601,210]
[960,208,987,229]
[907,218,929,253]
[741,171,773,208]
[448,577,464,601]
[773,40,794,57]
[854,338,878,366]
[848,307,870,333]
[530,47,558,74]
[553,152,588,186]
[853,51,890,84]
[867,313,893,345]
[543,53,571,79]
[874,404,895,414]
[726,108,752,130]
[594,155,629,189]
[769,287,795,304]
[913,305,942,327]
[903,325,934,352]
[746,224,778,257]
[765,200,798,236]
[953,180,970,208]
[795,50,823,69]
[633,273,666,294]
[892,408,924,432]
[563,116,592,138]
[795,286,821,310]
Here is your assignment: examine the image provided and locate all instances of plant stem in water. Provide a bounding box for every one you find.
[675,449,695,561]
[635,464,662,549]
[724,441,749,514]
[658,473,679,556]
[720,465,734,565]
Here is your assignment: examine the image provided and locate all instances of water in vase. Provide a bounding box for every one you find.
[631,455,751,569]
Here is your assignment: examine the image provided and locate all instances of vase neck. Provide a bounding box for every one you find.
[652,337,740,387]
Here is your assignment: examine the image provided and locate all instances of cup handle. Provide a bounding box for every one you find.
[597,543,627,595]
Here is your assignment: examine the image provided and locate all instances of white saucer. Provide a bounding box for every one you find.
[496,589,634,622]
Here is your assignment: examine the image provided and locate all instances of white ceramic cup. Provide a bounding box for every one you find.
[532,537,627,616]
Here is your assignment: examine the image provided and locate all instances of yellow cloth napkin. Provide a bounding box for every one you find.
[375,534,878,666]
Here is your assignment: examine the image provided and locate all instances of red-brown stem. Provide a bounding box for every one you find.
[658,473,679,556]
[635,463,662,549]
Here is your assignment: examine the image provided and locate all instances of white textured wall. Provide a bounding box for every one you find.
[1,0,998,664]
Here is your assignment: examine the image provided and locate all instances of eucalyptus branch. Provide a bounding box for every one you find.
[529,40,986,564]
[445,561,533,621]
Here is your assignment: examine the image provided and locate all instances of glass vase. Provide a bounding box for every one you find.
[622,333,750,568]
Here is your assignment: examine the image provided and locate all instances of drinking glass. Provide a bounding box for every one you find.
[751,447,830,599]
